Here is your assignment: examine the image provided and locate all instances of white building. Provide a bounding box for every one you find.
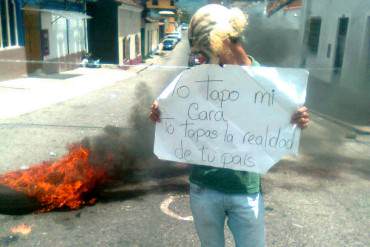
[20,1,90,74]
[143,20,160,58]
[298,0,370,92]
[40,11,88,61]
[118,1,143,65]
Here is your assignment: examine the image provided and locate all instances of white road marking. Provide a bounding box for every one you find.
[160,195,193,221]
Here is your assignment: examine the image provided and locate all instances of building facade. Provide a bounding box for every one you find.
[0,0,89,80]
[298,0,370,92]
[142,20,160,58]
[118,1,143,65]
[22,0,89,74]
[87,0,144,65]
[146,0,178,36]
[0,0,26,80]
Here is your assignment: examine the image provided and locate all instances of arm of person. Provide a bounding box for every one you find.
[149,100,161,123]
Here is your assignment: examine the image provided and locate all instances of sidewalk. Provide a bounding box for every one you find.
[0,67,136,120]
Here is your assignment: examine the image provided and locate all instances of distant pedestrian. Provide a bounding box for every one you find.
[150,4,309,247]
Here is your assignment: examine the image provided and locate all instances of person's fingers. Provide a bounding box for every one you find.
[149,101,161,123]
[296,106,308,113]
[149,111,160,122]
[298,106,308,111]
[151,102,159,111]
[291,106,309,123]
[297,118,310,129]
[291,112,309,122]
[150,101,161,119]
[149,114,159,123]
[228,42,250,65]
[300,121,309,129]
[292,115,309,124]
[219,39,236,65]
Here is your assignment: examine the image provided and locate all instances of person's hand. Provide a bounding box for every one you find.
[149,100,161,123]
[291,106,310,129]
[219,39,252,66]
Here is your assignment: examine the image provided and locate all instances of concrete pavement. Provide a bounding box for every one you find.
[0,67,137,120]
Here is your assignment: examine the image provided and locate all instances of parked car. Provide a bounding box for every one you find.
[162,39,177,50]
[81,52,101,68]
[164,33,181,43]
[181,23,188,30]
[165,31,182,41]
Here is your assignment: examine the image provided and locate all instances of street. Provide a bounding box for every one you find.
[0,36,369,247]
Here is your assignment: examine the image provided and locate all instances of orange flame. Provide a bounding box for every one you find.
[0,145,109,212]
[10,224,32,235]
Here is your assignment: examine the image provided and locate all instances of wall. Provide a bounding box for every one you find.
[68,19,86,54]
[41,13,68,60]
[298,0,370,125]
[118,4,143,65]
[300,0,370,90]
[0,47,27,81]
[144,22,159,57]
[40,12,86,73]
[0,0,26,81]
[41,13,86,60]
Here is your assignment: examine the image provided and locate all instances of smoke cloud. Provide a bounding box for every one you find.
[81,82,155,179]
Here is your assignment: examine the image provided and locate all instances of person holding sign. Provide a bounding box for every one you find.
[150,4,309,247]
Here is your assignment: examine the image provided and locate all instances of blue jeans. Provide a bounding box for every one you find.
[190,183,265,247]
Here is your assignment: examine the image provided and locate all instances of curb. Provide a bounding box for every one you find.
[311,110,370,135]
[136,63,154,74]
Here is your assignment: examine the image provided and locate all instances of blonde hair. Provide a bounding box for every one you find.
[188,4,248,62]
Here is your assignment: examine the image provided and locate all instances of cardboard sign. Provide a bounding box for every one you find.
[154,65,308,174]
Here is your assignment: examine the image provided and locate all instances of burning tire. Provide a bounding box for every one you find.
[0,185,40,215]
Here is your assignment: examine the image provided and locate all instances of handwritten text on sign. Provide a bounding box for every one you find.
[154,65,308,174]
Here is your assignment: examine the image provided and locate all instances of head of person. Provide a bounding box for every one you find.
[188,4,248,64]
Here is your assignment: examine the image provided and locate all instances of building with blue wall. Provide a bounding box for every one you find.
[0,0,26,80]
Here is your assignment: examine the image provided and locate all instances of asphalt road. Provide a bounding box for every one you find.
[0,36,369,247]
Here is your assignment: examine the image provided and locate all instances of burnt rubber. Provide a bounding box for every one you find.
[0,185,40,215]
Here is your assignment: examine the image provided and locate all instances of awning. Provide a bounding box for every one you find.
[158,10,176,15]
[145,17,159,23]
[22,7,91,20]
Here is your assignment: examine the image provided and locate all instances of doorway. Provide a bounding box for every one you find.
[333,17,349,82]
[23,10,42,74]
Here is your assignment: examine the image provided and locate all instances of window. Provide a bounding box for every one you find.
[152,0,158,6]
[170,0,175,6]
[307,17,321,54]
[0,0,19,49]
